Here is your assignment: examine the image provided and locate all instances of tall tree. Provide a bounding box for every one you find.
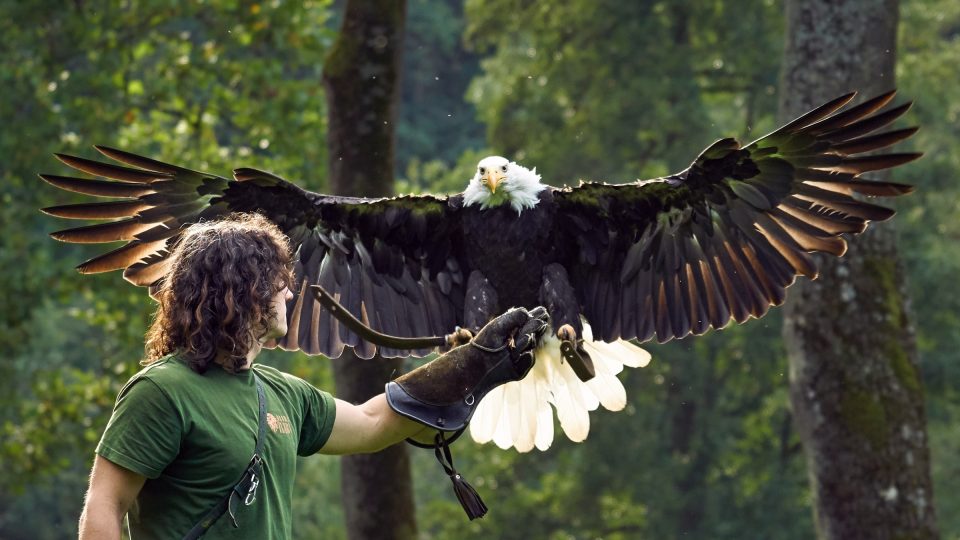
[779,1,938,538]
[322,1,417,539]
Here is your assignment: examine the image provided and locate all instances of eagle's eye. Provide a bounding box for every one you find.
[479,167,486,175]
[501,164,508,172]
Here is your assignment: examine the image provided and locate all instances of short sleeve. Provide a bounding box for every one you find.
[295,379,337,456]
[96,378,183,479]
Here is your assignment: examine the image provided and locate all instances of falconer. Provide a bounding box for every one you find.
[79,213,547,539]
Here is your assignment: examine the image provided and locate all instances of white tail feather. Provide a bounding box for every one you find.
[555,352,592,442]
[492,383,516,449]
[534,395,554,451]
[469,320,652,452]
[470,385,504,444]
[516,368,539,452]
[585,361,627,411]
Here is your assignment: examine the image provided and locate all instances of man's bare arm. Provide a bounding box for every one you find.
[78,455,146,540]
[318,394,432,455]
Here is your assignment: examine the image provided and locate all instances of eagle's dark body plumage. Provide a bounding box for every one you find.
[461,190,562,310]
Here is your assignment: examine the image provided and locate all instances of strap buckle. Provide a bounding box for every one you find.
[244,474,260,506]
[244,455,262,506]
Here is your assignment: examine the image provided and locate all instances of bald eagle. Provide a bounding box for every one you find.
[42,91,919,452]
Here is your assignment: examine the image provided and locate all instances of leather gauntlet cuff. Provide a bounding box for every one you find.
[386,345,527,432]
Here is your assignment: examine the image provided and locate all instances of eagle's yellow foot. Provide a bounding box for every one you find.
[557,323,595,382]
[441,327,474,352]
[557,323,577,342]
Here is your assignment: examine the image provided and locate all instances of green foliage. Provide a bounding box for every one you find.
[0,1,339,537]
[896,0,960,532]
[398,0,485,171]
[398,148,494,195]
[463,0,781,185]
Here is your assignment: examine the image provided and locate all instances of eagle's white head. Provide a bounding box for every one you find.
[463,156,545,214]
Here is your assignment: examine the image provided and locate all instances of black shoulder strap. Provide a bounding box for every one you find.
[181,373,268,540]
[253,373,268,455]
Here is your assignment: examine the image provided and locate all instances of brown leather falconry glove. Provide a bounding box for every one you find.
[385,306,549,520]
[386,306,548,433]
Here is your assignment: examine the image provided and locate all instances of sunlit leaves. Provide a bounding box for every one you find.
[896,0,960,532]
[463,0,782,186]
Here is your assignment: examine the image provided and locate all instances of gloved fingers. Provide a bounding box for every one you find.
[512,334,534,357]
[513,316,549,354]
[514,349,536,378]
[527,306,549,323]
[476,307,531,345]
[528,306,549,340]
[495,306,532,331]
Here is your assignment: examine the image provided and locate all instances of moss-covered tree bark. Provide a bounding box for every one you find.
[322,2,416,539]
[779,1,937,538]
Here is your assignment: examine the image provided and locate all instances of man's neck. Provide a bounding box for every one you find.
[245,341,262,368]
[215,341,262,371]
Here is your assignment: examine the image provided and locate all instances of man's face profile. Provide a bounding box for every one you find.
[264,283,294,341]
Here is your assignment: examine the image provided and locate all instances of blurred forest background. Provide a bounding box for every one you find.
[1,0,957,538]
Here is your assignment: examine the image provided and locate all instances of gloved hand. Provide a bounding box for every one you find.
[385,306,549,521]
[469,306,549,378]
[385,306,549,432]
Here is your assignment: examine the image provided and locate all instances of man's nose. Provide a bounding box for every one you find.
[285,287,294,301]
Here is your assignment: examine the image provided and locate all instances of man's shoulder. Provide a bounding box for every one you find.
[134,355,194,383]
[252,363,308,390]
[117,355,200,401]
[251,364,328,407]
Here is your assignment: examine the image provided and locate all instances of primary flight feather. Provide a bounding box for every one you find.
[42,90,919,452]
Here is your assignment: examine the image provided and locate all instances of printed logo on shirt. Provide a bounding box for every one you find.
[267,412,293,435]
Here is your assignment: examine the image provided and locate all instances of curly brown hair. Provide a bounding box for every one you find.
[144,213,295,373]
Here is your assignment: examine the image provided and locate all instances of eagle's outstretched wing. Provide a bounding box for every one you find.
[553,90,919,344]
[41,148,466,358]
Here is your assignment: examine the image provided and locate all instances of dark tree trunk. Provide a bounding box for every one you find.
[322,2,416,539]
[779,1,938,538]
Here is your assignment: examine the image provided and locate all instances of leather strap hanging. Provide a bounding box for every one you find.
[433,432,488,520]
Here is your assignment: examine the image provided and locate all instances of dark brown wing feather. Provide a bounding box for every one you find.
[281,194,465,358]
[41,147,466,359]
[555,90,919,344]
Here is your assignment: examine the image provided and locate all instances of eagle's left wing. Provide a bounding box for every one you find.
[553,90,919,344]
[41,147,467,358]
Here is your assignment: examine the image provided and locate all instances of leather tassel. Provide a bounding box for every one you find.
[433,431,488,520]
[450,472,488,520]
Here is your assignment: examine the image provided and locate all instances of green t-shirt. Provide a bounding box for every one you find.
[96,354,337,539]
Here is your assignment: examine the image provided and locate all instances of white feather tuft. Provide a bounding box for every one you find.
[469,319,652,452]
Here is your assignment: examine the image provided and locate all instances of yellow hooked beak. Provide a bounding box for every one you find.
[483,170,506,194]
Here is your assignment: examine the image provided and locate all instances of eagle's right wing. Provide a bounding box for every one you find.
[553,91,919,344]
